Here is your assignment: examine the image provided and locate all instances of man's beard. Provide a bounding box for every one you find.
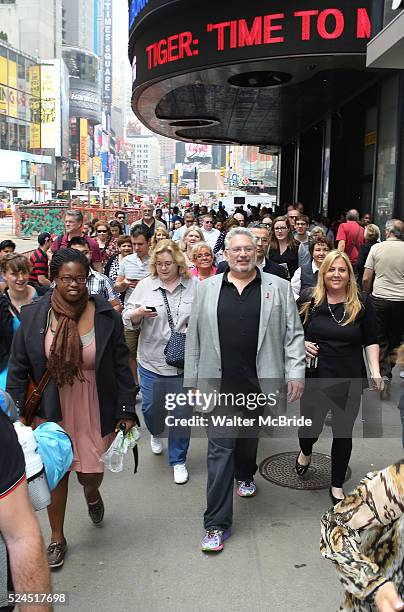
[231,257,257,273]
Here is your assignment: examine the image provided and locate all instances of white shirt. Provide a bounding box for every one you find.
[118,253,151,303]
[202,227,220,251]
[172,225,188,243]
[122,275,198,375]
[291,260,318,301]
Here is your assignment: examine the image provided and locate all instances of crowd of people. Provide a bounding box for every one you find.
[1,200,404,611]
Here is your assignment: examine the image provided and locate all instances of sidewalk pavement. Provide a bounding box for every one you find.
[39,378,404,612]
[0,217,38,253]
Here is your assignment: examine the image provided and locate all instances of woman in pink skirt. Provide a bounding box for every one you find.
[7,248,137,570]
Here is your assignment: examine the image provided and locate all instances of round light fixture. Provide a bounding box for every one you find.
[228,71,292,88]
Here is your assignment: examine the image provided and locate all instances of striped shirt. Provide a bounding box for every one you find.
[29,247,49,284]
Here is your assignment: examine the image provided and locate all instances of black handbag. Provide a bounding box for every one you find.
[159,288,186,369]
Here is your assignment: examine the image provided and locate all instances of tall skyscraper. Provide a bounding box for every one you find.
[0,0,62,59]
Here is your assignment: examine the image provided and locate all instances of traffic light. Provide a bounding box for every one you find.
[173,169,179,185]
[220,167,226,176]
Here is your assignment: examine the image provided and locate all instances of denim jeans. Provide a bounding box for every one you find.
[138,364,191,466]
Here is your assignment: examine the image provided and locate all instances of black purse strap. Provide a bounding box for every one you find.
[5,289,22,321]
[159,287,175,330]
[304,297,317,341]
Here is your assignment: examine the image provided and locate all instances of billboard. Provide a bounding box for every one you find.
[28,65,41,149]
[182,143,212,180]
[69,78,101,124]
[80,118,89,183]
[0,57,18,118]
[103,0,113,110]
[40,65,57,152]
[0,56,7,116]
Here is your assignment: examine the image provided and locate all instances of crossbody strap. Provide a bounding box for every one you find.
[347,226,361,257]
[35,369,52,395]
[159,287,174,330]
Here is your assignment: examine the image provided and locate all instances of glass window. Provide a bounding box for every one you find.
[0,115,8,149]
[374,76,399,228]
[18,122,27,151]
[8,119,18,150]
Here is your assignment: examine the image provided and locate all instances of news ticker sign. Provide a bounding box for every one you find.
[129,0,378,87]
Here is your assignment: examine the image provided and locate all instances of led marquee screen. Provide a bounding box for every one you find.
[129,0,379,88]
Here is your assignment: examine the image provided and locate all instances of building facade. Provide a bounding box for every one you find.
[0,0,62,60]
[129,134,160,193]
[0,41,55,198]
[128,0,404,223]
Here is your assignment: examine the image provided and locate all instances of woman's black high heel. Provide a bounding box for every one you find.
[329,488,345,506]
[295,452,311,477]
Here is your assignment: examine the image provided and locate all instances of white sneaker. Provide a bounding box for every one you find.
[400,371,404,379]
[173,463,188,484]
[150,435,163,455]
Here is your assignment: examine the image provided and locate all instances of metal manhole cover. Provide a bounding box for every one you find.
[259,452,352,490]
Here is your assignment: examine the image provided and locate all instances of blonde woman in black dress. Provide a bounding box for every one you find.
[295,251,383,504]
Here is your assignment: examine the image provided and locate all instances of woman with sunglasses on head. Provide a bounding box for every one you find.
[191,242,216,280]
[267,216,299,279]
[6,248,137,569]
[123,240,197,484]
[295,250,383,505]
[0,254,38,390]
[94,220,117,270]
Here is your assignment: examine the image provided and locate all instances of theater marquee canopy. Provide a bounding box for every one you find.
[128,0,384,146]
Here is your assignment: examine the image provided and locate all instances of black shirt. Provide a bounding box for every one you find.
[268,244,299,279]
[139,220,157,240]
[303,297,377,380]
[217,269,261,392]
[0,410,25,610]
[0,409,25,500]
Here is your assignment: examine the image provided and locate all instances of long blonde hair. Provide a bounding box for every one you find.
[300,250,362,326]
[150,227,169,250]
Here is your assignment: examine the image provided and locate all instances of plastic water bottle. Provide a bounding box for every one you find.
[13,422,51,511]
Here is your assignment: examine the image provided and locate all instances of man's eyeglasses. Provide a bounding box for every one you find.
[58,276,87,285]
[229,246,255,254]
[204,220,213,224]
[97,230,108,233]
[274,227,288,231]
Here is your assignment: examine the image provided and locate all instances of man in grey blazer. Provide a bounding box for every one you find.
[184,227,305,553]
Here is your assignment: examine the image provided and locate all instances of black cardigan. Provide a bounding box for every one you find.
[0,294,16,372]
[6,292,136,437]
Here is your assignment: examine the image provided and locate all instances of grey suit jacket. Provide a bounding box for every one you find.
[184,272,305,409]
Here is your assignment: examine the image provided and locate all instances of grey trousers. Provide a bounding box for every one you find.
[204,410,261,530]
